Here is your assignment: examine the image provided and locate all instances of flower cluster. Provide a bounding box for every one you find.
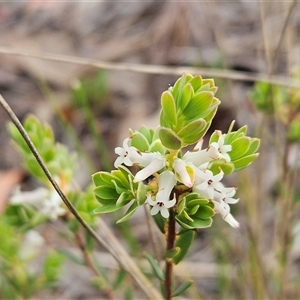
[93,74,259,231]
[114,132,239,228]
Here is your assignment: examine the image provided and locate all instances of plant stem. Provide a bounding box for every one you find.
[0,93,162,300]
[165,209,176,300]
[75,230,114,300]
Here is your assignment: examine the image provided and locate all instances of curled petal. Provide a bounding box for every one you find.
[173,158,193,187]
[224,213,239,228]
[134,156,166,182]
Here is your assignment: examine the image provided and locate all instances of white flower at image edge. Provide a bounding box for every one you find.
[147,170,176,218]
[20,230,45,260]
[10,186,66,220]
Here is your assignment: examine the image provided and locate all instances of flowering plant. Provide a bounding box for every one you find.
[93,74,259,296]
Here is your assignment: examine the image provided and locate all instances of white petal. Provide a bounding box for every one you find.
[160,206,170,218]
[10,187,48,205]
[146,195,156,206]
[195,181,208,191]
[173,158,193,187]
[134,157,166,182]
[150,205,160,216]
[183,149,212,166]
[213,170,224,182]
[164,197,176,208]
[226,197,239,204]
[224,213,239,228]
[156,171,176,203]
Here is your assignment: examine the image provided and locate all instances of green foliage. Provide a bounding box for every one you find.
[159,74,220,149]
[144,252,165,281]
[173,230,195,265]
[0,219,63,299]
[175,193,214,230]
[93,166,146,222]
[8,115,76,186]
[249,75,300,143]
[172,280,194,297]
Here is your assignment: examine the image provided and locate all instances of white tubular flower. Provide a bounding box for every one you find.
[10,187,49,205]
[10,186,66,220]
[213,200,239,228]
[134,155,166,182]
[40,191,66,220]
[20,230,44,260]
[183,139,216,167]
[194,169,224,199]
[114,137,139,167]
[147,170,176,218]
[173,158,194,188]
[209,131,232,162]
[214,186,239,204]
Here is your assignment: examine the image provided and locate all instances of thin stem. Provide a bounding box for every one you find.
[165,209,176,300]
[0,93,162,300]
[0,46,299,88]
[74,230,114,300]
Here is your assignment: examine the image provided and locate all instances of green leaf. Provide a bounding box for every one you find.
[153,213,166,233]
[165,247,180,259]
[243,138,260,156]
[149,139,166,155]
[172,73,193,102]
[233,153,259,171]
[138,125,152,143]
[116,192,133,207]
[178,83,193,110]
[159,127,182,150]
[208,130,220,144]
[172,280,194,297]
[186,198,209,207]
[225,126,247,144]
[94,204,119,214]
[194,205,215,219]
[116,202,138,223]
[176,215,213,229]
[112,269,126,290]
[57,249,84,265]
[131,132,149,151]
[136,182,147,205]
[177,119,207,145]
[44,251,64,282]
[92,172,111,186]
[94,186,119,200]
[230,137,251,161]
[188,205,199,215]
[189,75,203,93]
[144,252,165,281]
[209,160,235,176]
[161,91,177,126]
[177,197,186,215]
[182,91,214,121]
[173,230,195,264]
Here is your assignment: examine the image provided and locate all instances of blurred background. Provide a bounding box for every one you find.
[1,1,300,299]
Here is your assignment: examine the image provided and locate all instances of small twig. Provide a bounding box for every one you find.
[0,93,162,300]
[0,46,300,88]
[165,209,176,300]
[75,230,114,300]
